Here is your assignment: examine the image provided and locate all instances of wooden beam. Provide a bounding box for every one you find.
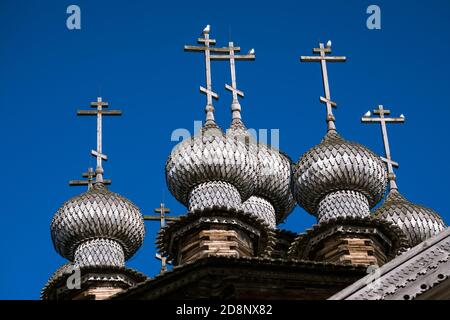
[69,179,111,186]
[210,54,255,60]
[90,101,109,108]
[77,110,123,116]
[300,56,347,62]
[184,45,240,53]
[320,96,337,107]
[313,47,331,53]
[361,117,405,123]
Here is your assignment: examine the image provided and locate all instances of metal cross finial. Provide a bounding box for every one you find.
[361,105,405,190]
[69,167,112,190]
[185,25,231,126]
[210,41,255,122]
[300,41,346,131]
[143,203,180,273]
[77,97,122,184]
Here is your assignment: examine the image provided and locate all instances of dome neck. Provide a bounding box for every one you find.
[74,238,125,267]
[317,190,370,223]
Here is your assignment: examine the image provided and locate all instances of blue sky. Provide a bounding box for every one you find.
[0,0,449,299]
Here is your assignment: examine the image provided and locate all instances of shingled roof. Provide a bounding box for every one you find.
[329,227,450,300]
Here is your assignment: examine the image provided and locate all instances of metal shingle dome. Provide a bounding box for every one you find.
[292,129,387,215]
[50,183,145,261]
[375,189,446,247]
[165,122,258,209]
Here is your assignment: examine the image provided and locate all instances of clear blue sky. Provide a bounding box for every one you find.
[0,0,449,299]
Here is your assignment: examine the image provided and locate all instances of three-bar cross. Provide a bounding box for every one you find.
[184,26,233,124]
[144,203,180,273]
[210,41,255,121]
[77,97,122,183]
[361,105,405,190]
[300,42,346,131]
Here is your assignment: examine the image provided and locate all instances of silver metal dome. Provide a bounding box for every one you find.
[375,189,446,247]
[292,130,387,215]
[51,183,145,261]
[165,123,258,208]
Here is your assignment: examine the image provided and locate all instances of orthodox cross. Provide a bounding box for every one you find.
[361,105,405,190]
[69,167,112,190]
[144,203,180,273]
[210,41,255,121]
[77,97,122,183]
[184,25,230,125]
[300,41,346,131]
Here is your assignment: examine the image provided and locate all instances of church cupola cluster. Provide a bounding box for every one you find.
[160,26,296,264]
[43,98,147,300]
[361,105,446,248]
[42,26,447,300]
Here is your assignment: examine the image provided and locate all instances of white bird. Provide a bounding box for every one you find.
[364,110,371,117]
[326,40,332,48]
[400,114,405,119]
[203,25,210,34]
[248,48,255,55]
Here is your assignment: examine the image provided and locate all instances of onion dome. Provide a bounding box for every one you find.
[375,189,446,247]
[51,183,145,267]
[360,105,447,248]
[165,122,258,212]
[292,130,387,220]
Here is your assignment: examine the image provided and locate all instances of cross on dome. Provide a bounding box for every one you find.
[210,41,255,122]
[184,26,223,126]
[300,41,346,131]
[144,203,179,273]
[361,105,405,190]
[77,97,122,184]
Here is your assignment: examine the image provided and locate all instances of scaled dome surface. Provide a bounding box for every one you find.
[292,130,387,215]
[51,183,145,261]
[375,189,446,247]
[165,124,258,207]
